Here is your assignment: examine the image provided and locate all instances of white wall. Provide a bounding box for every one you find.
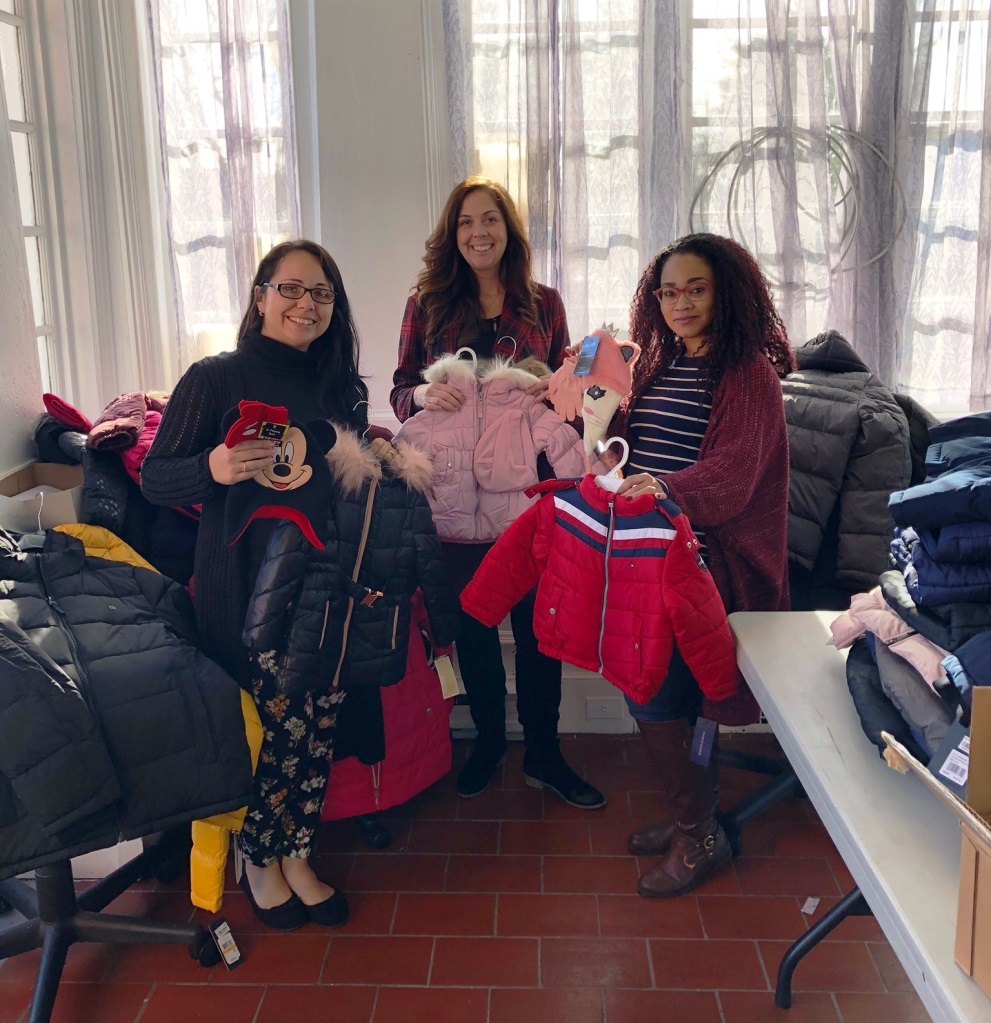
[294,0,452,429]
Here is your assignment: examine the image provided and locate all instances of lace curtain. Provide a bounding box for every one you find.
[446,0,991,411]
[145,0,300,370]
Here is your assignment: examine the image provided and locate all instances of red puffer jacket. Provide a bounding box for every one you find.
[460,475,739,705]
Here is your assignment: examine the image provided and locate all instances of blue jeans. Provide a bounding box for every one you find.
[624,646,702,723]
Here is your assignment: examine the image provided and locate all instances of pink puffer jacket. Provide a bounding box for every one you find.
[394,353,586,542]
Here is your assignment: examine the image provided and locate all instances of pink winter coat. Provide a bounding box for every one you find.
[394,353,587,542]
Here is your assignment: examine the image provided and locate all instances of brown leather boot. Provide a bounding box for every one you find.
[633,719,731,898]
[627,719,717,857]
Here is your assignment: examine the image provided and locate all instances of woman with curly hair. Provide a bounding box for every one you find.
[390,176,605,809]
[612,233,795,898]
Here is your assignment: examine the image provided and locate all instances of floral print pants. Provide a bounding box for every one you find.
[239,649,346,866]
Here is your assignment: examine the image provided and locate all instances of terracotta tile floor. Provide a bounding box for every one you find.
[0,733,932,1023]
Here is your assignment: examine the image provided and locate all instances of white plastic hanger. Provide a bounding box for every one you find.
[453,346,480,370]
[594,437,629,491]
[495,335,518,360]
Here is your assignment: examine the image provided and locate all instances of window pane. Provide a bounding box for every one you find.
[36,334,52,394]
[0,22,25,121]
[0,1,15,15]
[10,130,35,225]
[24,235,47,325]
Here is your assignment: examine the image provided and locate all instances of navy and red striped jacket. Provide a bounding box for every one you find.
[460,475,740,704]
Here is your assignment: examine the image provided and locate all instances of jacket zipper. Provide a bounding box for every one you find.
[329,478,379,687]
[39,561,96,716]
[597,496,617,673]
[473,379,484,540]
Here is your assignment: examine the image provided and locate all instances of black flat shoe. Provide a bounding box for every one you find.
[523,752,607,809]
[239,870,308,931]
[304,887,350,928]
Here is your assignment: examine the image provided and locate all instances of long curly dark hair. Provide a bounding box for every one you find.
[627,234,794,405]
[415,176,540,346]
[237,240,369,432]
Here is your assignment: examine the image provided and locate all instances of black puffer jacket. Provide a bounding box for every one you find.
[244,431,460,698]
[0,529,253,880]
[782,331,910,589]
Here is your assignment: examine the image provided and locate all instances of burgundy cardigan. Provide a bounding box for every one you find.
[618,354,791,725]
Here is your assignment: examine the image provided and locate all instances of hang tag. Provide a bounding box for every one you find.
[927,720,970,797]
[689,717,717,766]
[434,654,465,698]
[232,839,244,884]
[208,917,244,970]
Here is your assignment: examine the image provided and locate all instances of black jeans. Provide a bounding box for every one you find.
[444,542,562,754]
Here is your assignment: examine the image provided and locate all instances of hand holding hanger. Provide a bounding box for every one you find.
[412,347,476,413]
[616,469,668,500]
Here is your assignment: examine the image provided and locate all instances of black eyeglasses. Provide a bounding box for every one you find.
[261,282,336,304]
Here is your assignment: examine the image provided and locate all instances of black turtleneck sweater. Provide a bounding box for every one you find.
[142,330,326,683]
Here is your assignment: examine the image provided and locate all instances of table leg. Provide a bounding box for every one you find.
[775,886,871,1008]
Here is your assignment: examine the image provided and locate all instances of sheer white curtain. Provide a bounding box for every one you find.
[145,0,300,370]
[447,0,991,411]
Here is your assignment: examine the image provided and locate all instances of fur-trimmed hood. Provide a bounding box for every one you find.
[421,353,551,392]
[326,427,433,496]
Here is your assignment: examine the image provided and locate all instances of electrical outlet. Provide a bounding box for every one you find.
[585,696,623,720]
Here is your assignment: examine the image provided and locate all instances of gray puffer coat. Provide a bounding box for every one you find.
[782,331,910,589]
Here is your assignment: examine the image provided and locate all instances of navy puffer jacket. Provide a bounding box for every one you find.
[0,529,252,880]
[244,431,460,697]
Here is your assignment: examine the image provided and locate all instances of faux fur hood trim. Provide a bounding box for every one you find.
[325,427,433,496]
[422,352,547,391]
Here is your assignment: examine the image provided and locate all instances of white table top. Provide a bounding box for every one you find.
[730,610,990,1023]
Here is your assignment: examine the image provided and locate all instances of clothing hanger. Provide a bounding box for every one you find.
[352,398,371,438]
[495,335,518,360]
[18,492,47,549]
[453,347,479,371]
[593,437,629,492]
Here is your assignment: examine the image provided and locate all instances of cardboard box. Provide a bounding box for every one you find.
[0,462,83,531]
[883,687,991,996]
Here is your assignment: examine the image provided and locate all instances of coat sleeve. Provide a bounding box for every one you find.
[659,513,740,702]
[460,498,550,625]
[141,360,223,507]
[242,520,312,652]
[410,492,461,647]
[528,403,585,478]
[663,358,785,530]
[539,285,571,370]
[390,295,428,422]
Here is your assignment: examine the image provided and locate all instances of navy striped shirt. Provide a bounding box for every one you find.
[627,354,711,553]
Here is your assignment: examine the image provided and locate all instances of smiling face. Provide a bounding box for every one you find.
[255,250,333,351]
[655,252,715,355]
[456,188,508,280]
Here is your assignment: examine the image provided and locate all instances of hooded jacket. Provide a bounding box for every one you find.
[460,476,739,706]
[782,330,910,588]
[0,528,252,881]
[243,431,460,698]
[394,353,587,542]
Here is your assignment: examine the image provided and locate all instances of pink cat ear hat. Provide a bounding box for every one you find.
[546,329,641,460]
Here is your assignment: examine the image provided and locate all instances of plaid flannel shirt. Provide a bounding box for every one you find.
[390,283,570,422]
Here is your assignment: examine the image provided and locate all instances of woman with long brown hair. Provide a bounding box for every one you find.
[390,176,605,808]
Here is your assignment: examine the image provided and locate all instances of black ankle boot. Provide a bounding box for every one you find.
[456,740,507,797]
[522,748,606,809]
[356,813,392,850]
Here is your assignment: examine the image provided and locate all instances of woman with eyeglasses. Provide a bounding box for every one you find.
[611,233,794,898]
[390,176,605,810]
[143,240,367,930]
